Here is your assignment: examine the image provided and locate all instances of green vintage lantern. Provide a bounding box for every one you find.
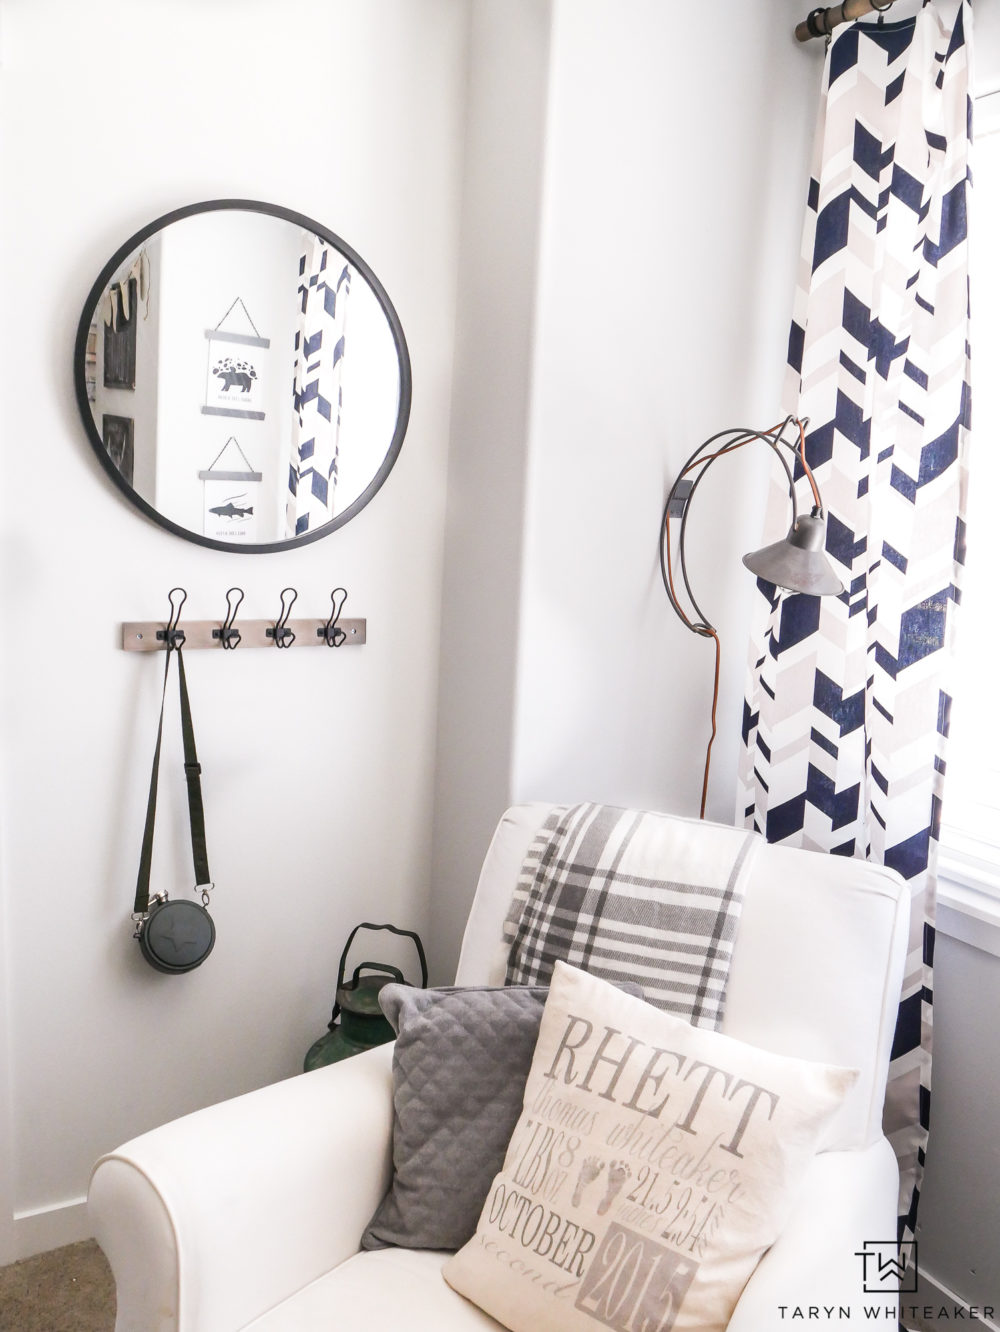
[304,921,427,1072]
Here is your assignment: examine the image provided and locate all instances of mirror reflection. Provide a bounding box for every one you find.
[75,202,410,551]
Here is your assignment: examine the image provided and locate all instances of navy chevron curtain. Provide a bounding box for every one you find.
[739,0,972,1247]
[286,233,351,538]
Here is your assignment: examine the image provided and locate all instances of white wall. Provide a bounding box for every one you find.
[431,3,820,988]
[0,0,467,1260]
[511,0,821,822]
[428,0,554,982]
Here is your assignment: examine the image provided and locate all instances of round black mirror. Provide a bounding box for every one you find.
[73,200,411,552]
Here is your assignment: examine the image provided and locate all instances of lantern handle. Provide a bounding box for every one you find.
[330,922,428,1026]
[347,961,406,990]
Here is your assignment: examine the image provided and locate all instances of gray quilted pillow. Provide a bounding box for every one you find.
[360,981,639,1253]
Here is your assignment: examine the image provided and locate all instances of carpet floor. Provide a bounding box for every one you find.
[0,1240,115,1332]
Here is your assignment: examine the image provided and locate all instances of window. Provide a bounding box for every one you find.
[938,90,1000,902]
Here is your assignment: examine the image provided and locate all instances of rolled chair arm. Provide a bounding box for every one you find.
[727,1136,900,1330]
[88,1043,395,1332]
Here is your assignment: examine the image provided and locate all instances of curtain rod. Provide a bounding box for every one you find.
[795,0,896,42]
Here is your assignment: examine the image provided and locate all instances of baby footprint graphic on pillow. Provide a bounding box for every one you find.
[597,1161,631,1216]
[571,1157,604,1207]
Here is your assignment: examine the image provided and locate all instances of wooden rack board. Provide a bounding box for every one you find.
[121,618,366,651]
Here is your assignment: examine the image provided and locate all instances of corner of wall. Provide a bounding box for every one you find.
[0,860,15,1265]
[428,0,555,982]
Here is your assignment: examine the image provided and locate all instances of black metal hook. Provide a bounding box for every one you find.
[213,587,244,650]
[157,587,187,650]
[319,588,348,647]
[267,587,297,648]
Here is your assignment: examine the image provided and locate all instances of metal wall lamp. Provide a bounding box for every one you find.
[658,415,844,818]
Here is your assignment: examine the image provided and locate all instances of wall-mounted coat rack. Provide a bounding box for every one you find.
[121,587,366,652]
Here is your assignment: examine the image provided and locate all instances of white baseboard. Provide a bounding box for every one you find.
[13,1197,91,1261]
[907,1267,1000,1332]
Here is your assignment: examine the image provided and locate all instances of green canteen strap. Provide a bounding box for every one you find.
[133,645,212,921]
[176,649,211,891]
[133,646,173,918]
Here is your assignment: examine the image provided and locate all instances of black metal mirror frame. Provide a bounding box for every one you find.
[73,198,412,553]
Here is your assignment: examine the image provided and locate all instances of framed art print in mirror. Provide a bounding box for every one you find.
[73,200,411,552]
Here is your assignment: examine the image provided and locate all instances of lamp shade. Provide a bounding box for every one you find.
[742,512,844,596]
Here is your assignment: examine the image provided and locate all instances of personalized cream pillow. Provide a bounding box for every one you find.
[443,961,858,1332]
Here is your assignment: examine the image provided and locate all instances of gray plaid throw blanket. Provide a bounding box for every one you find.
[503,803,758,1030]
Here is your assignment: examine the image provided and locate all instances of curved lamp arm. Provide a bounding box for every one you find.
[661,421,802,637]
[658,415,843,817]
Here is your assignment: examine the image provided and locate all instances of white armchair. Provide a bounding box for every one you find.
[89,803,909,1331]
